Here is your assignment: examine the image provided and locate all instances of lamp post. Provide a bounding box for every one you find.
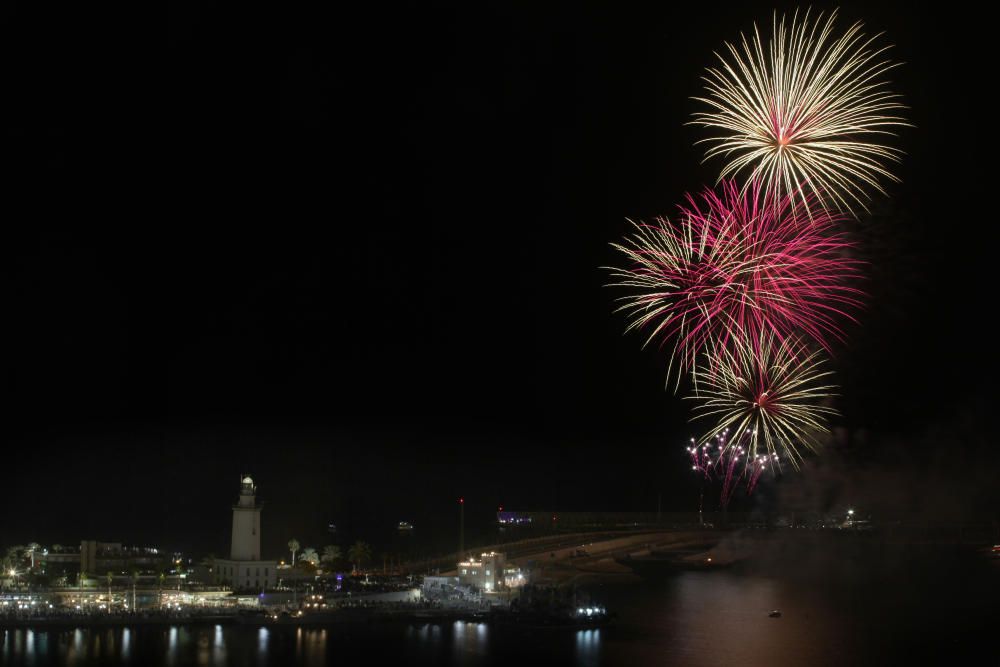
[459,497,465,560]
[847,509,855,529]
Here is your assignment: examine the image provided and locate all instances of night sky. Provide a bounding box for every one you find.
[5,2,997,556]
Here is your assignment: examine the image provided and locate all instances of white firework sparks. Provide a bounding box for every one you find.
[691,8,910,215]
[689,332,838,468]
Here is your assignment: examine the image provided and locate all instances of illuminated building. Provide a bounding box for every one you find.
[457,552,506,592]
[214,475,277,592]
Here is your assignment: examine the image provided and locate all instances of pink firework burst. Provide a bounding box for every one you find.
[607,181,863,386]
[687,429,780,510]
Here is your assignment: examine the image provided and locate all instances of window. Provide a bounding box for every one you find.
[264,568,268,576]
[256,567,260,576]
[461,569,467,575]
[485,570,491,575]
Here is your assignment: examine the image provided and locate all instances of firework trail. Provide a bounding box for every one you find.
[687,429,773,509]
[607,181,863,386]
[717,440,746,509]
[690,331,838,467]
[691,8,909,215]
[687,436,715,479]
[746,452,779,494]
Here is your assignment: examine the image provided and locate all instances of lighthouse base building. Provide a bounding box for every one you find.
[215,475,278,592]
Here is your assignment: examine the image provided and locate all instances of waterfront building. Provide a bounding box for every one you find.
[36,542,163,579]
[457,551,506,592]
[496,511,533,526]
[503,564,527,588]
[213,475,277,592]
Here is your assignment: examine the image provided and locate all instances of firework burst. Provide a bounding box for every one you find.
[687,429,777,509]
[691,8,909,215]
[690,332,838,467]
[607,181,863,386]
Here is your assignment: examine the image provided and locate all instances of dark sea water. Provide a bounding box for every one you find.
[2,549,997,666]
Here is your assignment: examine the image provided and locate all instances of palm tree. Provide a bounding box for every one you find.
[347,541,372,573]
[175,560,185,591]
[200,553,216,582]
[5,546,23,568]
[321,545,341,567]
[288,538,300,566]
[106,571,114,612]
[300,547,319,566]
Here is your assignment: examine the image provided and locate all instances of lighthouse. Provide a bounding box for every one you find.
[214,475,278,592]
[231,475,261,560]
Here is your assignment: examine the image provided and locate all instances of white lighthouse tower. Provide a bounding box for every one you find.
[231,475,261,560]
[215,474,277,592]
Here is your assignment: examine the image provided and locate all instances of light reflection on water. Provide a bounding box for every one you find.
[0,563,995,667]
[166,626,178,667]
[257,626,268,658]
[575,628,601,667]
[0,622,503,666]
[24,629,34,665]
[451,621,489,664]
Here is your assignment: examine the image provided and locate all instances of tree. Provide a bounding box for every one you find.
[321,545,341,567]
[288,538,300,566]
[5,546,24,568]
[106,571,114,612]
[200,553,216,579]
[300,548,319,566]
[174,559,185,591]
[347,541,372,573]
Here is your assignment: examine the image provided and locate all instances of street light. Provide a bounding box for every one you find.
[847,509,855,528]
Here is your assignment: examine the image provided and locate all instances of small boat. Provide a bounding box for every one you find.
[768,610,782,618]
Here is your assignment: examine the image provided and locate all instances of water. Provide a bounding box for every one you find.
[2,553,997,666]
